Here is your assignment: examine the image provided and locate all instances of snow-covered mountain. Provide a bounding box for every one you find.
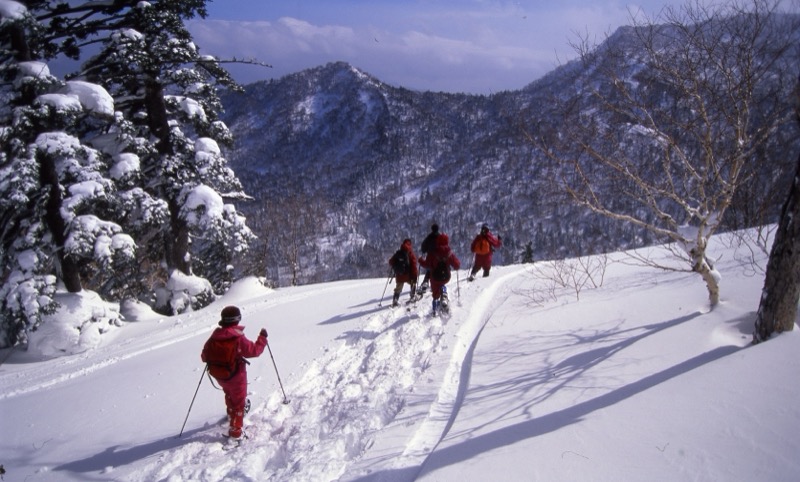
[219,21,799,287]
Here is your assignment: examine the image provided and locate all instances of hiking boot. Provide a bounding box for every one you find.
[244,398,251,414]
[392,292,400,307]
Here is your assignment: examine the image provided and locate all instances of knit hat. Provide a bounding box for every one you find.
[437,233,449,246]
[220,305,242,326]
[431,224,439,233]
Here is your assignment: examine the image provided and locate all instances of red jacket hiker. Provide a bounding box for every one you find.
[469,224,502,280]
[201,305,267,439]
[388,238,419,306]
[419,233,460,313]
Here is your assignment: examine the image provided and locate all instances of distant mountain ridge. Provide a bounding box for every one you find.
[219,21,798,286]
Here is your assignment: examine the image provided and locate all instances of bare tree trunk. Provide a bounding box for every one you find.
[689,239,720,307]
[753,148,800,343]
[693,260,720,307]
[164,199,191,276]
[40,154,83,292]
[10,20,81,292]
[144,80,191,276]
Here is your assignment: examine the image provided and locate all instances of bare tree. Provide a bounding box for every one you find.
[254,190,328,287]
[533,0,799,307]
[753,80,800,343]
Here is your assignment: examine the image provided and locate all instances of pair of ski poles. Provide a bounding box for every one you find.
[179,343,289,438]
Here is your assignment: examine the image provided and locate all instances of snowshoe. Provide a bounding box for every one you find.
[439,288,450,314]
[222,426,253,449]
[407,288,423,304]
[222,433,246,449]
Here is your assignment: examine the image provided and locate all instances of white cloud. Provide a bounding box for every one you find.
[187,0,687,94]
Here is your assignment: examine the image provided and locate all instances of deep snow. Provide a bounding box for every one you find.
[2,231,800,481]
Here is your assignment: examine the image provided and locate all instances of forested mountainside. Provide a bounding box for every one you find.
[219,19,799,287]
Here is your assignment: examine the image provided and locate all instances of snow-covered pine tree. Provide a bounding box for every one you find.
[0,3,132,347]
[80,1,254,313]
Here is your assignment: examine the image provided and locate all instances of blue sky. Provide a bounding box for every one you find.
[187,0,693,94]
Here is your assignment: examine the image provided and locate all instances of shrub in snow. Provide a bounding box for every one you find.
[154,270,215,315]
[28,290,123,357]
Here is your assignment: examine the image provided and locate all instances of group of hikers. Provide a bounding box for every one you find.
[201,222,502,441]
[387,223,502,314]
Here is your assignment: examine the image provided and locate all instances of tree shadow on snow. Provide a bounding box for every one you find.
[318,297,394,325]
[727,310,758,336]
[336,315,415,345]
[53,425,212,476]
[350,310,745,480]
[417,345,741,476]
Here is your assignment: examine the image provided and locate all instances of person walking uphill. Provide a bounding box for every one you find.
[417,224,440,296]
[419,233,460,315]
[389,238,419,307]
[468,224,502,281]
[201,306,268,440]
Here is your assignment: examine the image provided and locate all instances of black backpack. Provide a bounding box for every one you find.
[432,257,450,281]
[421,233,439,255]
[392,249,410,276]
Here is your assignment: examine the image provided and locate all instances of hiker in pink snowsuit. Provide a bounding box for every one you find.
[201,306,267,439]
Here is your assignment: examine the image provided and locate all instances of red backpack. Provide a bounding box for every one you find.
[203,337,241,380]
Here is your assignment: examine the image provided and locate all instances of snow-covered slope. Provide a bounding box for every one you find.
[2,233,800,481]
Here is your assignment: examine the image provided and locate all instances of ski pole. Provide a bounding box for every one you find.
[179,365,207,437]
[456,268,461,299]
[267,343,290,404]
[378,271,392,307]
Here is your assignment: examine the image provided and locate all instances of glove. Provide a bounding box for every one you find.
[260,328,268,338]
[498,235,502,242]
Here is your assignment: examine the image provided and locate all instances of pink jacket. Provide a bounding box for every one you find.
[201,324,267,377]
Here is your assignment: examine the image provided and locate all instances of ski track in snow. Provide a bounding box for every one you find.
[126,268,527,482]
[0,281,370,401]
[390,268,526,477]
